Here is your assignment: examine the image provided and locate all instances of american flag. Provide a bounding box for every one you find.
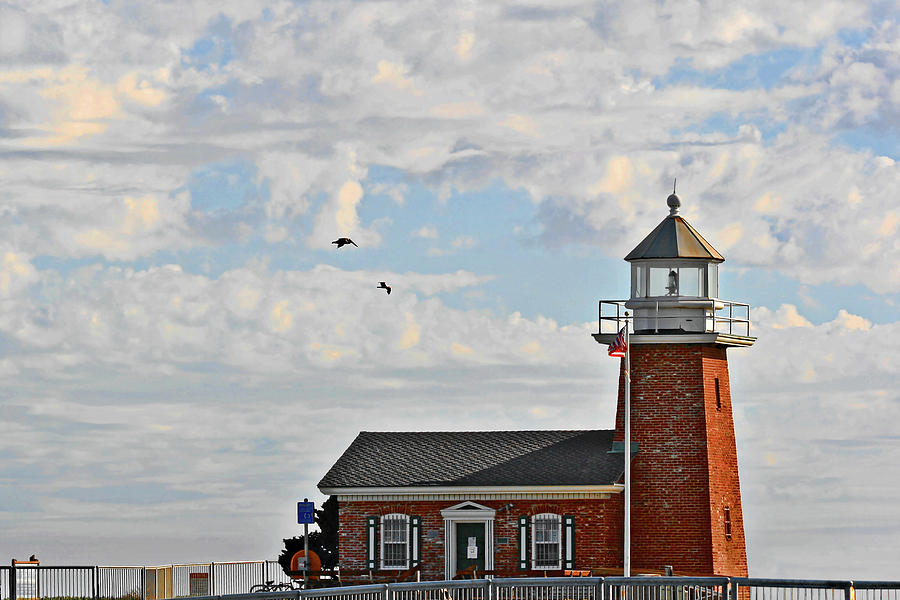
[608,326,628,358]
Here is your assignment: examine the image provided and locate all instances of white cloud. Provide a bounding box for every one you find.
[412,226,438,239]
[372,60,423,96]
[455,31,475,60]
[498,113,538,136]
[751,304,814,330]
[451,235,476,249]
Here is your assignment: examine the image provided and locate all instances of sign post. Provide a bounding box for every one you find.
[297,499,315,588]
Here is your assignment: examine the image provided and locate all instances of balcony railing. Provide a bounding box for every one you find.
[598,300,751,337]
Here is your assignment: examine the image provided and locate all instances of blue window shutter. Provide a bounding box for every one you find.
[564,515,575,569]
[366,516,378,570]
[410,516,422,567]
[518,516,528,570]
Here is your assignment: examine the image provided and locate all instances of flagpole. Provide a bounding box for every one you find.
[624,311,631,578]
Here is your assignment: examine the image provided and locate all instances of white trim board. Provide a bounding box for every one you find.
[322,484,623,498]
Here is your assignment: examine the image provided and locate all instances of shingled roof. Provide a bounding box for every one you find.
[318,430,623,489]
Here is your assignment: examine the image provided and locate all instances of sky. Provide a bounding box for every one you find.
[0,0,899,581]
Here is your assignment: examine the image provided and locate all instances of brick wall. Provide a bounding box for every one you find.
[612,343,748,576]
[338,497,623,582]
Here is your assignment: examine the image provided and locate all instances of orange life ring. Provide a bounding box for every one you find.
[290,549,322,581]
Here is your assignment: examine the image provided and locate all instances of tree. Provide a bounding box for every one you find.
[278,496,339,571]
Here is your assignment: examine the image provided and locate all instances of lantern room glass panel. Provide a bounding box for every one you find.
[649,267,673,296]
[632,265,646,298]
[707,264,718,298]
[679,267,701,297]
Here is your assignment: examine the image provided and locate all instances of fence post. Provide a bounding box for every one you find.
[209,563,215,596]
[141,567,146,600]
[846,581,854,600]
[9,559,15,600]
[92,565,98,600]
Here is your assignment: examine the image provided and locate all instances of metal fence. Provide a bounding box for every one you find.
[175,577,900,600]
[732,579,852,600]
[3,561,288,600]
[494,577,600,600]
[4,569,899,600]
[854,581,900,600]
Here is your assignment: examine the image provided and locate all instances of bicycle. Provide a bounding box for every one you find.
[249,579,303,593]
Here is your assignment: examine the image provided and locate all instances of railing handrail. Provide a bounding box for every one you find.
[303,583,388,597]
[492,576,603,585]
[853,581,900,589]
[732,577,853,588]
[606,576,730,585]
[389,579,487,590]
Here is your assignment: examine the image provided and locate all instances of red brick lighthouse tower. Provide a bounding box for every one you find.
[594,190,755,576]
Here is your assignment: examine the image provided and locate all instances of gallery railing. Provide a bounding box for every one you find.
[598,300,751,337]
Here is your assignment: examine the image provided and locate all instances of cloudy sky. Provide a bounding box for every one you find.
[1,0,899,580]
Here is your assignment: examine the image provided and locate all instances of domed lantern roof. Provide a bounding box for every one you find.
[624,192,724,262]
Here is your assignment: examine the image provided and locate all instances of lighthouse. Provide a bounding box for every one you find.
[594,189,755,576]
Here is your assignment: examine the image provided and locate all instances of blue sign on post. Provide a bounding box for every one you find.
[297,501,315,524]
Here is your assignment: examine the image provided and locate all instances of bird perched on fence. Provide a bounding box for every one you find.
[377,282,391,295]
[29,554,37,562]
[332,237,358,248]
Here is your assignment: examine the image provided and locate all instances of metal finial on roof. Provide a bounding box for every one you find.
[666,179,681,216]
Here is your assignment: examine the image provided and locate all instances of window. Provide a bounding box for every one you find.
[380,514,409,569]
[724,507,732,540]
[531,513,562,569]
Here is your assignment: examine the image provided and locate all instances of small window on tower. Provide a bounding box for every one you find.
[724,507,732,540]
[715,378,721,411]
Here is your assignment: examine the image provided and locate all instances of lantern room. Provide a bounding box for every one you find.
[594,189,753,345]
[624,191,724,333]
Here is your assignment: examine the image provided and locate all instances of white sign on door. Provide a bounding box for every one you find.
[467,536,478,559]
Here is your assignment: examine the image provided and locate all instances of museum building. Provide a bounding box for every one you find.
[318,191,755,581]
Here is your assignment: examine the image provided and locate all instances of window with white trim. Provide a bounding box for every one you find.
[531,513,562,569]
[380,513,409,569]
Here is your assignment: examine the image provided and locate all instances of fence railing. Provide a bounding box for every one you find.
[3,561,289,600]
[4,569,899,600]
[188,577,899,600]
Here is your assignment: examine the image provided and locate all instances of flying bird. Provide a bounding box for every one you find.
[377,282,391,295]
[332,237,358,248]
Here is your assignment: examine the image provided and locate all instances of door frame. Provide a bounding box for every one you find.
[440,501,496,579]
